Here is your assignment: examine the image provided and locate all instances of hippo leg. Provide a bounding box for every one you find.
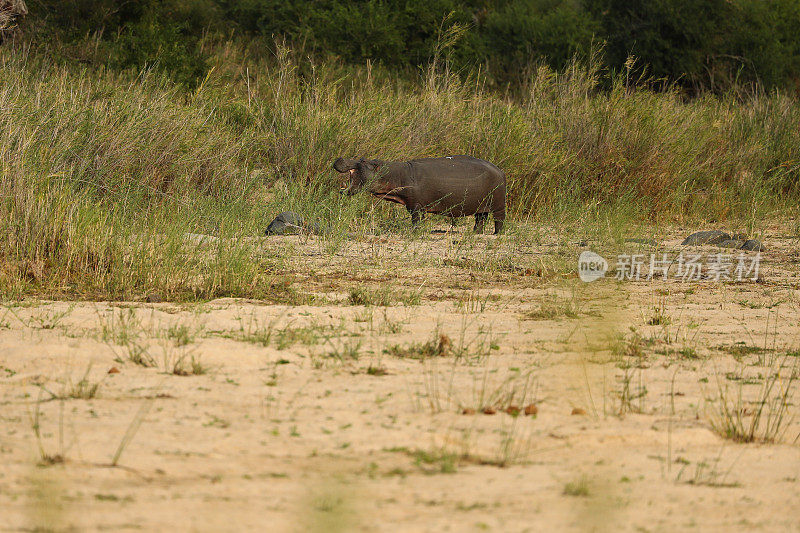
[493,208,505,235]
[474,213,488,234]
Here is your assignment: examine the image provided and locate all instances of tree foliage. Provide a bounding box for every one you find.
[20,0,800,93]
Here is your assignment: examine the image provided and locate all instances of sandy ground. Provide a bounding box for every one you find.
[2,224,800,532]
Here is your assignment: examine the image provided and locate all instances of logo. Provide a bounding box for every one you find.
[578,251,608,282]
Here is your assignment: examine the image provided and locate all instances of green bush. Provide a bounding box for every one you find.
[20,0,800,93]
[483,0,599,85]
[106,17,209,88]
[584,0,800,92]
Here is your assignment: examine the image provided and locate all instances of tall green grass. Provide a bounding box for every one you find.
[1,45,798,299]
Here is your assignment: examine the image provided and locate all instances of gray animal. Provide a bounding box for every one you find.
[334,155,506,234]
[265,211,324,236]
[681,230,732,246]
[681,230,764,251]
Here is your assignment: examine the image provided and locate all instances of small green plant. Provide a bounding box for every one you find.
[348,286,421,307]
[321,337,363,365]
[453,291,492,314]
[99,308,142,346]
[117,341,156,368]
[353,308,373,323]
[718,343,769,359]
[563,476,591,497]
[378,309,405,334]
[38,366,103,401]
[275,324,334,349]
[523,296,580,320]
[409,449,459,474]
[614,366,647,416]
[203,415,231,429]
[232,314,277,347]
[29,391,66,466]
[366,365,388,376]
[493,417,534,467]
[735,299,785,310]
[612,331,647,359]
[678,346,699,359]
[165,323,196,347]
[169,353,209,376]
[99,309,157,367]
[24,306,74,330]
[675,452,740,488]
[379,318,404,334]
[349,286,393,306]
[707,356,798,443]
[647,299,671,326]
[384,333,452,360]
[64,366,101,400]
[110,399,155,467]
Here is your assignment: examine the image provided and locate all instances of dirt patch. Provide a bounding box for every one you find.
[2,224,799,531]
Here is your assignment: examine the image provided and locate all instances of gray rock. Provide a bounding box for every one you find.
[717,239,744,249]
[265,211,325,236]
[740,239,765,252]
[681,230,731,246]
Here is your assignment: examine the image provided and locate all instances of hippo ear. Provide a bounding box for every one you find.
[333,158,359,172]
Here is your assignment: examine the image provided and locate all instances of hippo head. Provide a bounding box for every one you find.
[333,157,379,196]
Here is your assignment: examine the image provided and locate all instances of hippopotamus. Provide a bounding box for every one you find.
[334,155,506,234]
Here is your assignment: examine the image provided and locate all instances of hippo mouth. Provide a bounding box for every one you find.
[340,169,360,196]
[369,184,409,206]
[370,192,406,206]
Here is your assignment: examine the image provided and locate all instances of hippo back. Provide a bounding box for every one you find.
[408,156,505,216]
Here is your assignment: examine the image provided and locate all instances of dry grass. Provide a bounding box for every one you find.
[0,46,798,300]
[708,355,798,443]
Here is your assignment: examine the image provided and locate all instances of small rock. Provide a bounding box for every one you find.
[740,239,765,252]
[461,408,476,415]
[107,367,120,374]
[505,405,521,416]
[265,211,326,236]
[524,404,538,416]
[717,239,744,249]
[145,293,163,303]
[265,211,304,236]
[681,230,731,246]
[481,407,497,415]
[571,407,587,415]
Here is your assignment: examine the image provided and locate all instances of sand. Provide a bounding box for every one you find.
[2,225,799,532]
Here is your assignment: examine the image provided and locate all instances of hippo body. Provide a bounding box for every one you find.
[334,155,506,234]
